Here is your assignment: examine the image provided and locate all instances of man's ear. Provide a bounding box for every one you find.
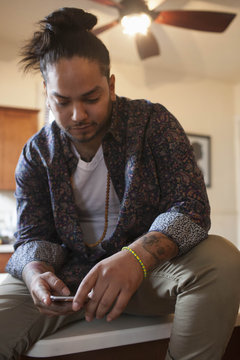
[109,74,116,101]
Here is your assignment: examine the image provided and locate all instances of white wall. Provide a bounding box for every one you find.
[0,39,45,123]
[234,83,240,248]
[0,50,238,248]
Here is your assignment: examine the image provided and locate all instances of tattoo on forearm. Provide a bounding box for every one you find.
[141,234,176,268]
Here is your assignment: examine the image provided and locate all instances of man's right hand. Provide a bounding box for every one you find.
[22,261,73,316]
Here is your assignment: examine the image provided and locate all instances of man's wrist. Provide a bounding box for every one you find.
[121,246,147,278]
[130,231,179,272]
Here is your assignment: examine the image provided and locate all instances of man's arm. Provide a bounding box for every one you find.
[6,134,72,315]
[146,104,210,256]
[6,139,67,280]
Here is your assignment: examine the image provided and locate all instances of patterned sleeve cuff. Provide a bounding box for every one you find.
[5,241,67,279]
[149,212,208,256]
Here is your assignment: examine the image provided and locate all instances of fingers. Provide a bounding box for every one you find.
[72,269,98,312]
[32,278,51,305]
[31,272,70,310]
[45,272,70,296]
[76,278,133,322]
[84,284,117,322]
[106,289,132,322]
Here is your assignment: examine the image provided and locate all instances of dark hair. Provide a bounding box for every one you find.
[20,7,110,80]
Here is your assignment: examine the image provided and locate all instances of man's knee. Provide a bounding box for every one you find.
[201,235,240,279]
[177,234,240,302]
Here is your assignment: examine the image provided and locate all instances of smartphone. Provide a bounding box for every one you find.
[50,295,74,302]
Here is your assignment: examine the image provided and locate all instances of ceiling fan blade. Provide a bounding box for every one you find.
[92,20,119,35]
[135,31,160,60]
[151,0,169,11]
[89,0,122,9]
[154,10,236,32]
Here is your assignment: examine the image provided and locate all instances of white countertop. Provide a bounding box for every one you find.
[26,314,174,356]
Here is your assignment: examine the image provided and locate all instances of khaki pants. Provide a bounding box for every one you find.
[0,235,239,360]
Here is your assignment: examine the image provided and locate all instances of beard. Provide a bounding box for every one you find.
[65,122,108,144]
[57,96,113,144]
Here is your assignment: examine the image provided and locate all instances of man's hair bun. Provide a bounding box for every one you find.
[42,7,97,34]
[20,7,110,78]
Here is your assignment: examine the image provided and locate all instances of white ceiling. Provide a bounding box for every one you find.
[0,0,240,83]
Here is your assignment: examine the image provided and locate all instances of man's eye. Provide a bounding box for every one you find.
[86,98,99,104]
[57,101,69,107]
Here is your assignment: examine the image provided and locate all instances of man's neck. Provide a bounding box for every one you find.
[73,138,102,163]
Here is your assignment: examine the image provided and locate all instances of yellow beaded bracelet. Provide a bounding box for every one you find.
[121,246,147,278]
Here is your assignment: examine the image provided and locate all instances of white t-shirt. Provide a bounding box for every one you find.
[71,145,120,247]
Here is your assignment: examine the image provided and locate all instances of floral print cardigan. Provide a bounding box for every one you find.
[6,96,210,291]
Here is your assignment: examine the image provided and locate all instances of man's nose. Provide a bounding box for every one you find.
[71,102,87,122]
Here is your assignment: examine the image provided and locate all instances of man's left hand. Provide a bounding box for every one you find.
[72,250,144,322]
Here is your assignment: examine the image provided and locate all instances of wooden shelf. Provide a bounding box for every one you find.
[0,106,39,190]
[0,251,13,272]
[0,244,14,272]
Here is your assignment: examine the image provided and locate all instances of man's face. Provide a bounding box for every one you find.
[45,56,116,144]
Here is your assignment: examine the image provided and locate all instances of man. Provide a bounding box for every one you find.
[0,7,239,360]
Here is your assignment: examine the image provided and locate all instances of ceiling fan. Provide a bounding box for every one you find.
[90,0,236,60]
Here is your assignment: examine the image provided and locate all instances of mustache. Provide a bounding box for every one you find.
[66,122,96,131]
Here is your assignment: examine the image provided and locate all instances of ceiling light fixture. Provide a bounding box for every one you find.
[121,13,151,36]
